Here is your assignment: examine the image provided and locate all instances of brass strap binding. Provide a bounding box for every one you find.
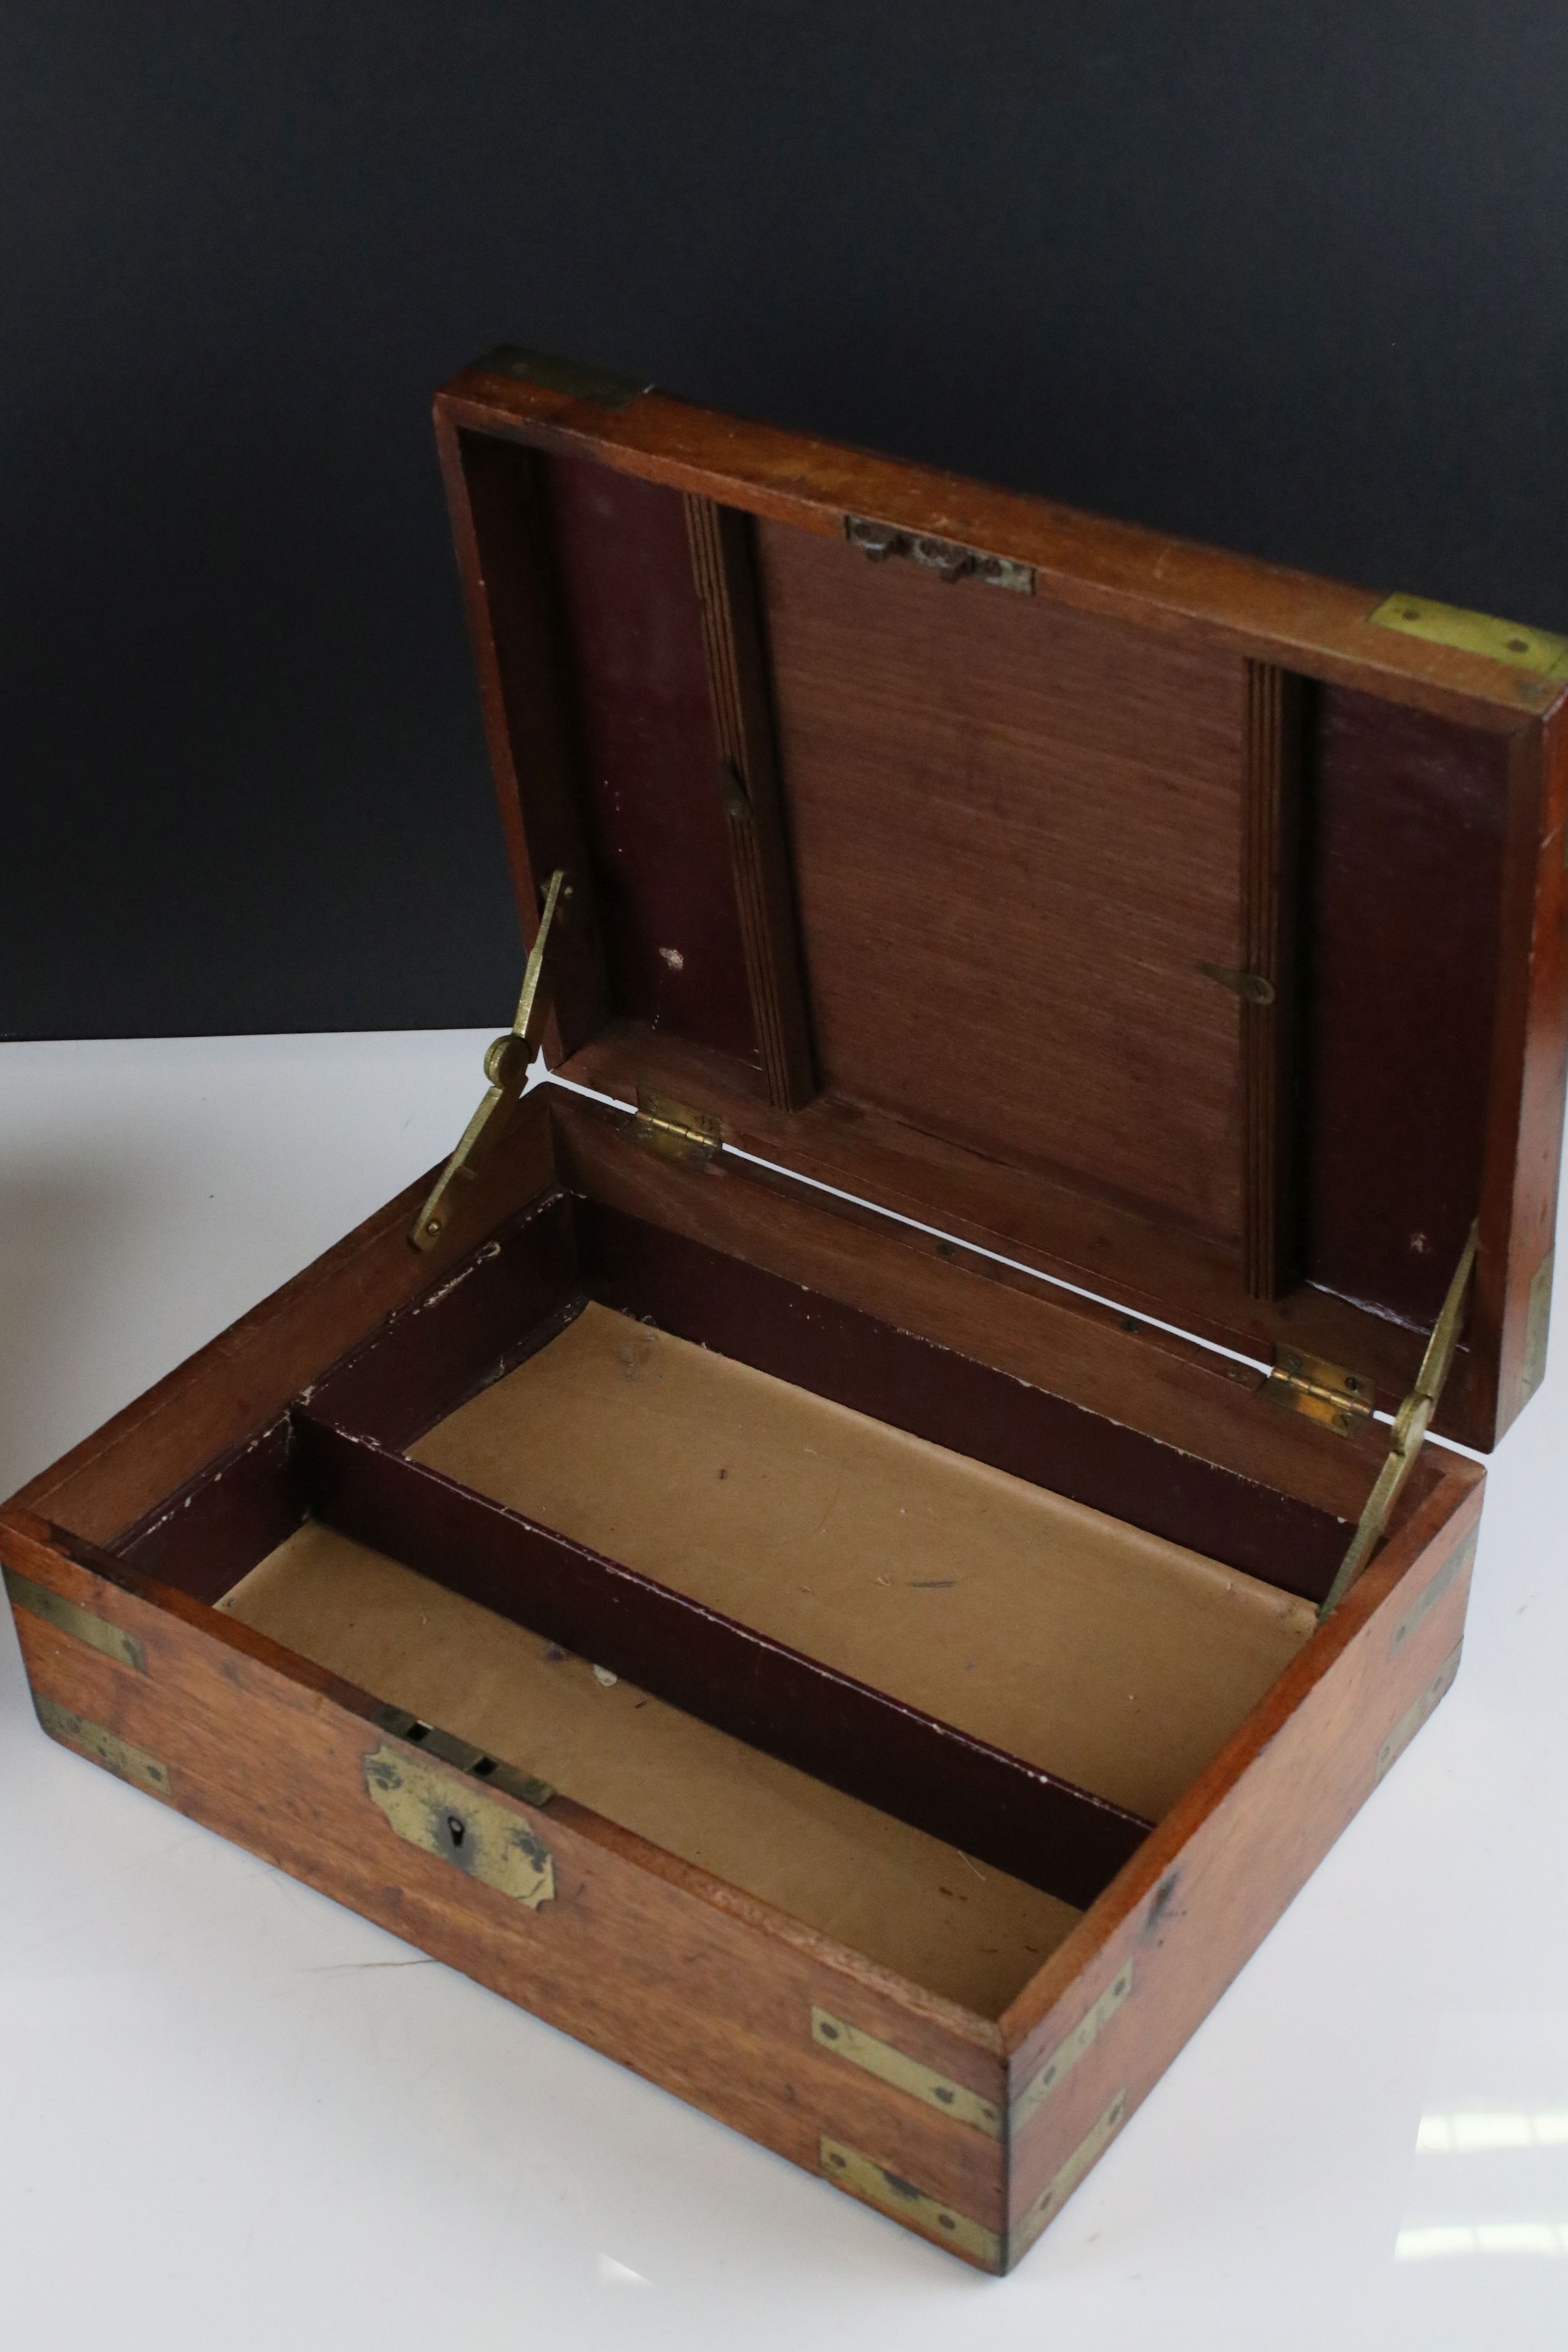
[411,868,571,1252]
[1317,1222,1479,1622]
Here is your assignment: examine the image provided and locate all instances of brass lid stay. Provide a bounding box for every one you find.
[411,868,572,1252]
[1318,1223,1479,1621]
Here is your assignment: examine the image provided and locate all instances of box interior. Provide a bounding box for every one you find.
[455,418,1517,1439]
[110,1178,1363,2020]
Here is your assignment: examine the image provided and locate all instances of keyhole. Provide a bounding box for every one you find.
[446,1813,466,1850]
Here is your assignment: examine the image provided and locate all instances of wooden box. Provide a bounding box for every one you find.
[5,346,1566,2273]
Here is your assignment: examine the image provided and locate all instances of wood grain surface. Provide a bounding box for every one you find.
[758,521,1246,1246]
[1304,688,1508,1331]
[684,494,816,1108]
[435,423,610,1061]
[437,365,1563,733]
[1241,662,1304,1298]
[545,453,760,1064]
[1478,703,1568,1439]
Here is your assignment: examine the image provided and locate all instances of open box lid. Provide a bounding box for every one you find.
[427,344,1568,1455]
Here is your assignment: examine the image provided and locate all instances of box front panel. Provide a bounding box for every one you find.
[0,1526,1011,2269]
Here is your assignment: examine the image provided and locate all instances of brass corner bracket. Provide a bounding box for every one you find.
[1318,1222,1479,1622]
[411,868,571,1252]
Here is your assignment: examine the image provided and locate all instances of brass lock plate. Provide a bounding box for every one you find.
[364,1739,554,1909]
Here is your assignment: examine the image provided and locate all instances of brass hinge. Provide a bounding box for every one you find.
[844,513,1034,594]
[1318,1223,1479,1621]
[630,1087,723,1168]
[1265,1347,1375,1436]
[411,869,572,1252]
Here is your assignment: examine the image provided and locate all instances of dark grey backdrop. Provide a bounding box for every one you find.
[6,3,1566,1038]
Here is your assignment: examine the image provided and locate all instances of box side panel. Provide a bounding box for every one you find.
[5,1098,558,1545]
[0,1518,1009,2271]
[1304,692,1508,1332]
[1481,707,1568,1438]
[998,1471,1482,2268]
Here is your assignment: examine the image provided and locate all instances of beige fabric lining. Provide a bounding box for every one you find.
[411,1304,1313,1819]
[221,1522,1080,2018]
[220,1302,1312,2017]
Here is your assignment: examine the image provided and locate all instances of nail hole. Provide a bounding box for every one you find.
[446,1814,466,1848]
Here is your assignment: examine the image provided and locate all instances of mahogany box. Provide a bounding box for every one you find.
[5,346,1566,2272]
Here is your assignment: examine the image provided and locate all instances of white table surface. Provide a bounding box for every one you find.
[2,1032,1567,2351]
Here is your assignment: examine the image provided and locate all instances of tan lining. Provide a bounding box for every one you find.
[410,1304,1314,1819]
[220,1302,1312,2017]
[219,1523,1082,2016]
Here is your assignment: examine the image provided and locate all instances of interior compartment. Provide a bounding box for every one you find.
[405,1302,1314,1824]
[216,1521,1084,2017]
[110,1175,1345,2018]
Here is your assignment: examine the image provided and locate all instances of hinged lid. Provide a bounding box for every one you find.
[430,343,1568,1451]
